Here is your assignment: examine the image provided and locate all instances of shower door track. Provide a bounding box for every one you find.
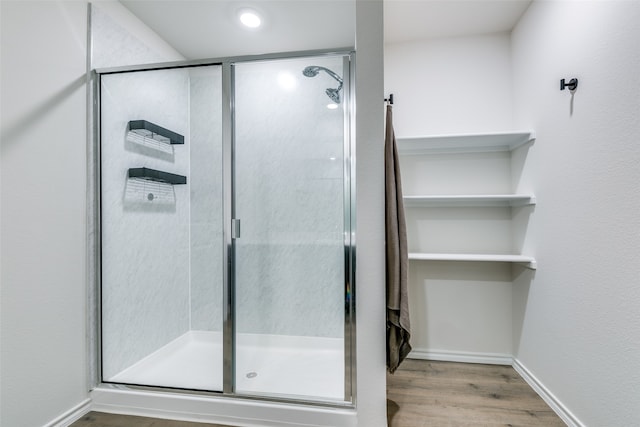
[90,48,357,408]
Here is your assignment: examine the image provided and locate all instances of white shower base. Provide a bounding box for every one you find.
[108,331,344,402]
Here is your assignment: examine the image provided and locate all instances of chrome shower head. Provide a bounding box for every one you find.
[302,65,344,103]
[303,66,321,78]
[326,88,341,104]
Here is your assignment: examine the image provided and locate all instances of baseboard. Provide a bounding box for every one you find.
[512,358,584,427]
[44,398,92,427]
[409,348,514,365]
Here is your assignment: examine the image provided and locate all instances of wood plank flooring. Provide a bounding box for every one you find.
[71,360,565,427]
[387,359,566,426]
[71,412,233,427]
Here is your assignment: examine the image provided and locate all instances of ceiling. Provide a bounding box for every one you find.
[120,0,532,60]
[384,0,532,44]
[119,0,356,59]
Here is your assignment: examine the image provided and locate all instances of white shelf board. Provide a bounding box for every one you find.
[408,253,537,269]
[403,194,536,207]
[397,131,535,154]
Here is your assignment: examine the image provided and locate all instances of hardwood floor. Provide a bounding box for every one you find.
[72,360,565,427]
[387,359,566,426]
[71,412,233,427]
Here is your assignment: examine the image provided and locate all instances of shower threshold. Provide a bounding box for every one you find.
[108,331,344,401]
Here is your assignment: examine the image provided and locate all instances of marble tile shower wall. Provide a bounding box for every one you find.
[92,3,189,379]
[101,69,190,379]
[234,58,346,338]
[91,4,183,70]
[188,67,224,331]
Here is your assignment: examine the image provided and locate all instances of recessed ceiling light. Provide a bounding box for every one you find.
[327,103,339,110]
[239,9,261,28]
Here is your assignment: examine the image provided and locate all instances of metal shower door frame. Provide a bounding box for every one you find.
[91,48,357,407]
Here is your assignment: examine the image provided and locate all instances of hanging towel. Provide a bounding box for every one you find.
[385,104,411,373]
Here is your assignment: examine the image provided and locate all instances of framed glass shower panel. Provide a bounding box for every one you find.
[99,65,224,392]
[233,55,350,402]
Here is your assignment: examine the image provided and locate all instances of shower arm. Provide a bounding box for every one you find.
[303,66,343,85]
[321,68,343,85]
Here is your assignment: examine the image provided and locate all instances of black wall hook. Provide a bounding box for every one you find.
[560,78,578,91]
[384,93,394,105]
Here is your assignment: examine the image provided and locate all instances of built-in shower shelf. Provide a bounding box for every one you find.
[128,120,184,145]
[128,167,187,185]
[397,130,535,154]
[409,253,537,269]
[404,194,536,207]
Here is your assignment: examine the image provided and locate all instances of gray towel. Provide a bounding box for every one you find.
[385,105,411,373]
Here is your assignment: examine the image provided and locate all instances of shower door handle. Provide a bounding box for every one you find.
[231,219,241,239]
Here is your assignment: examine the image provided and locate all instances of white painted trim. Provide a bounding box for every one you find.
[409,348,514,366]
[90,388,356,427]
[43,398,92,427]
[513,358,584,427]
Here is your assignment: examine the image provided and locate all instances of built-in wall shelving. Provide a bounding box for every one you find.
[399,130,536,270]
[397,130,535,154]
[403,194,536,208]
[408,253,537,270]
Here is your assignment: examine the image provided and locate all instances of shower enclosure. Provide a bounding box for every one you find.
[97,52,355,404]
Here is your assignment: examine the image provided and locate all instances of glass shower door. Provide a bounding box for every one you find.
[233,55,350,402]
[98,54,353,401]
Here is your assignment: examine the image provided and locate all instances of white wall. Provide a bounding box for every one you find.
[354,1,387,425]
[0,2,90,426]
[385,32,513,136]
[384,33,518,360]
[511,1,640,425]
